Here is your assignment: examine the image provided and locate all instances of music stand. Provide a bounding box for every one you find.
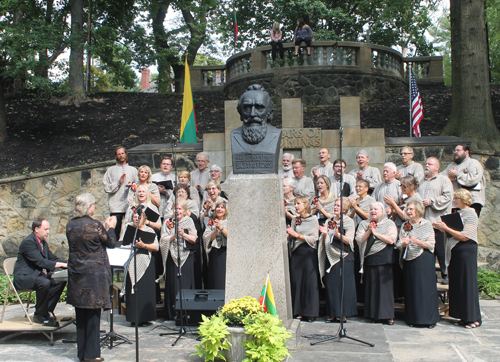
[311,127,374,347]
[103,247,133,349]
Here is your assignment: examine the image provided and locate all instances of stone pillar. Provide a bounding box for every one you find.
[225,173,293,329]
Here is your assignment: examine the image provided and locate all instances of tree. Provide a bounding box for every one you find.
[69,0,85,92]
[214,0,437,55]
[442,0,500,149]
[0,0,62,141]
[486,0,500,83]
[132,0,220,93]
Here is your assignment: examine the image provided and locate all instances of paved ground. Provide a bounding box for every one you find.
[0,299,499,362]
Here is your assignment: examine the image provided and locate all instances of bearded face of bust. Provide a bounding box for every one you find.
[237,88,273,145]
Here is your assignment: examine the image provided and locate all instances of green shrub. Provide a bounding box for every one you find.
[478,268,500,298]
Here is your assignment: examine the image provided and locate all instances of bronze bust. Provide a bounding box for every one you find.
[231,85,282,174]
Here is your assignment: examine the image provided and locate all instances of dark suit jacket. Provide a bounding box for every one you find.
[14,233,65,290]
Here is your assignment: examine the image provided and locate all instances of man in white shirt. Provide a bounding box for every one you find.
[348,149,382,191]
[418,157,454,284]
[278,153,294,179]
[311,148,334,180]
[292,159,315,202]
[190,152,211,194]
[151,156,177,218]
[395,146,424,183]
[441,144,485,216]
[102,147,138,238]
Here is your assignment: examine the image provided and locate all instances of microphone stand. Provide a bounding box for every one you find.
[311,127,374,348]
[157,136,193,346]
[133,209,141,361]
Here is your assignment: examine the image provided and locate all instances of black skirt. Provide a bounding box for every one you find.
[403,250,440,326]
[290,243,320,317]
[164,252,195,320]
[448,241,481,323]
[207,247,226,290]
[323,259,357,318]
[126,253,157,324]
[363,264,394,319]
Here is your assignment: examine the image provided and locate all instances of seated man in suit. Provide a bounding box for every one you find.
[14,218,67,326]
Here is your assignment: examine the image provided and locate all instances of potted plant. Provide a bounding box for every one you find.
[193,296,291,362]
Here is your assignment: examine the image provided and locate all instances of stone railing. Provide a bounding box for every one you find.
[190,42,444,91]
[190,65,227,92]
[403,56,444,84]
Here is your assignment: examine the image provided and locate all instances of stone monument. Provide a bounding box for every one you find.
[230,84,282,174]
[225,85,296,340]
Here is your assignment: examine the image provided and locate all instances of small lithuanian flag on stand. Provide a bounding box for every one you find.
[180,56,197,143]
[259,272,277,315]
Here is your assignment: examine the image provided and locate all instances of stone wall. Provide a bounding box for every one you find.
[0,163,113,263]
[225,70,406,106]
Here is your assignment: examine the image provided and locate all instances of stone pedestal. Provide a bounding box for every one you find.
[225,173,293,328]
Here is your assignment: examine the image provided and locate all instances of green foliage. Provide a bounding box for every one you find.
[428,9,451,85]
[242,312,291,362]
[215,0,437,55]
[478,268,500,298]
[192,313,230,361]
[193,297,290,362]
[220,296,263,326]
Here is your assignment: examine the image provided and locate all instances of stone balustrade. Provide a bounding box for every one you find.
[192,42,443,93]
[403,56,444,85]
[191,42,443,105]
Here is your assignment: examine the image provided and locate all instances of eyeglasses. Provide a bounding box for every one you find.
[400,185,407,189]
[453,197,461,200]
[400,152,412,156]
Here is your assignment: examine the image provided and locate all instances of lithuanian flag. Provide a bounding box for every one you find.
[180,56,197,143]
[259,272,277,315]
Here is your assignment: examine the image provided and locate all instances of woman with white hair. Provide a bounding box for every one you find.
[160,199,198,320]
[397,200,439,328]
[121,185,160,240]
[66,193,117,362]
[123,208,159,325]
[355,202,398,325]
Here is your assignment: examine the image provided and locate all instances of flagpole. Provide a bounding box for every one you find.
[409,65,412,137]
[261,271,269,308]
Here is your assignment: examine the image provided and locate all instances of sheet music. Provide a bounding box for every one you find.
[107,247,132,267]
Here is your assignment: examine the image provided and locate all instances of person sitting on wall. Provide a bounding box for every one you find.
[270,21,285,61]
[293,18,314,58]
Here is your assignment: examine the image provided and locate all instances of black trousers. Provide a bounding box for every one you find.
[270,40,284,60]
[75,308,102,360]
[434,229,447,278]
[33,275,66,317]
[110,212,125,240]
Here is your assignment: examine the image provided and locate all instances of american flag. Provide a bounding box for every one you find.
[410,70,423,137]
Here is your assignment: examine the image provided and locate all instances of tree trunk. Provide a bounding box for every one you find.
[69,0,85,92]
[0,81,7,142]
[443,0,500,149]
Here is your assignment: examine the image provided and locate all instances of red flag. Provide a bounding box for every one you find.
[410,70,423,137]
[233,12,238,42]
